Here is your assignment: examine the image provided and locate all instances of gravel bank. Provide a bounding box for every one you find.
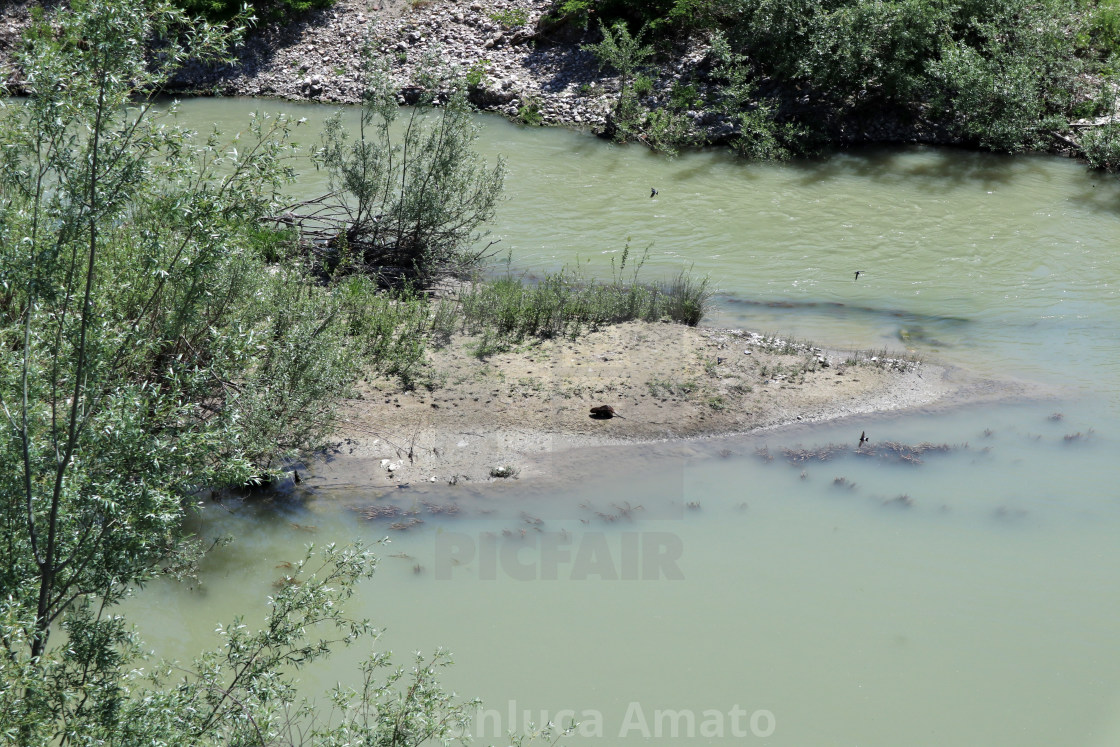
[0,0,1000,146]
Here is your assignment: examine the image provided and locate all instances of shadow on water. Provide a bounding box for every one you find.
[718,294,970,327]
[1066,179,1120,217]
[787,145,1030,192]
[204,483,319,527]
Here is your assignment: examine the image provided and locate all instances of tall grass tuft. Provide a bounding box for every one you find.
[450,263,712,351]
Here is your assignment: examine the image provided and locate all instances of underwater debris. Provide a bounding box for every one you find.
[782,444,847,463]
[359,504,409,521]
[423,501,461,515]
[777,440,960,465]
[612,501,643,518]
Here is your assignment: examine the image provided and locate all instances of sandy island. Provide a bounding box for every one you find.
[307,320,988,494]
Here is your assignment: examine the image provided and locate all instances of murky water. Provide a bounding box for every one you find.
[128,99,1120,745]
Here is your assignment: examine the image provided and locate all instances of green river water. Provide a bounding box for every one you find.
[127,99,1120,745]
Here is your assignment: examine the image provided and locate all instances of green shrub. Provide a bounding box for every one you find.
[633,73,655,97]
[490,8,530,27]
[314,58,506,286]
[0,3,501,743]
[465,59,490,87]
[1080,123,1120,170]
[518,95,545,125]
[719,0,1083,153]
[1079,0,1120,61]
[175,0,332,22]
[547,0,723,34]
[669,81,700,110]
[643,108,693,156]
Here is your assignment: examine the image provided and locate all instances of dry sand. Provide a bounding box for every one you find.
[309,320,983,494]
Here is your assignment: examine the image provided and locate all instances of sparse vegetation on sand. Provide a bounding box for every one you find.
[445,265,712,354]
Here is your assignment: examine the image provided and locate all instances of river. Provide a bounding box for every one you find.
[127,99,1120,746]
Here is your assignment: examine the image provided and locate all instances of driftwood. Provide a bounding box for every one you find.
[1050,130,1082,152]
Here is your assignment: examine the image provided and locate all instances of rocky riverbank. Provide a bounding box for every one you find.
[0,0,969,147]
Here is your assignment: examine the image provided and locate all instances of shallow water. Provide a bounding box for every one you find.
[128,99,1120,745]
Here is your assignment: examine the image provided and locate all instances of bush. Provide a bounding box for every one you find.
[175,0,332,22]
[547,0,724,34]
[490,7,530,28]
[312,58,506,286]
[669,81,701,111]
[1080,123,1120,170]
[717,0,1083,153]
[0,1,498,742]
[633,73,655,97]
[1078,0,1120,63]
[518,94,545,125]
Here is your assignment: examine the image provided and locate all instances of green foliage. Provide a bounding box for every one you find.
[583,20,656,139]
[723,0,1083,152]
[550,0,595,28]
[0,543,515,745]
[0,2,507,742]
[490,7,530,27]
[584,19,654,87]
[642,108,694,156]
[174,0,333,22]
[548,0,723,33]
[449,248,712,352]
[732,105,815,160]
[555,1,1102,158]
[518,94,545,125]
[925,1,1078,151]
[668,81,701,111]
[632,73,655,97]
[1080,123,1120,170]
[315,59,507,286]
[2,0,253,679]
[465,58,490,87]
[1078,0,1120,62]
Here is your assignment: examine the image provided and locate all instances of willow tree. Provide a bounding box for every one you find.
[312,58,507,286]
[0,1,490,743]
